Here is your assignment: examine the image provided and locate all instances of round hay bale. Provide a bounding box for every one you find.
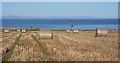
[95,28,108,37]
[21,29,26,33]
[39,29,53,39]
[66,30,71,32]
[17,29,21,32]
[4,29,10,33]
[73,30,79,33]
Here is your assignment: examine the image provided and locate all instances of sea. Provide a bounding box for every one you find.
[2,19,118,30]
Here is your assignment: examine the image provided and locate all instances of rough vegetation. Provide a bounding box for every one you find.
[2,30,119,61]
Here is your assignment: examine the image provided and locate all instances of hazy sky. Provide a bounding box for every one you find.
[2,2,118,18]
[1,0,120,2]
[0,2,2,19]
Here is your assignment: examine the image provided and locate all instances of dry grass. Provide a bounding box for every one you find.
[2,30,119,61]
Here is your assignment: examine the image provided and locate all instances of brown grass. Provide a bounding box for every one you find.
[2,29,119,61]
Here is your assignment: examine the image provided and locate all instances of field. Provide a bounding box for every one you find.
[1,29,119,61]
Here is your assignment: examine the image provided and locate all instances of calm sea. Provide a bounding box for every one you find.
[2,19,118,30]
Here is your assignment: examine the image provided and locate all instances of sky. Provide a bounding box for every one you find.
[0,2,2,19]
[1,2,118,19]
[1,0,120,2]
